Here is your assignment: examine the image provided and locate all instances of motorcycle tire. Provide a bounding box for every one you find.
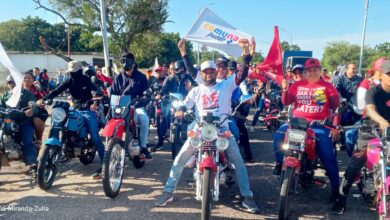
[201,167,212,220]
[102,138,126,198]
[132,155,145,169]
[79,142,97,165]
[37,144,61,190]
[279,167,294,220]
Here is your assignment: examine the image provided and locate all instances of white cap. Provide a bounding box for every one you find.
[200,61,216,71]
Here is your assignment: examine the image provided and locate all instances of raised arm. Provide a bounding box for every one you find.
[178,39,198,78]
[235,37,255,86]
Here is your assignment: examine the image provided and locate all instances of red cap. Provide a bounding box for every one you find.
[155,66,164,72]
[304,58,321,69]
[372,57,387,72]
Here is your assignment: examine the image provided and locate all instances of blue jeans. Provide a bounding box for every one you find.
[134,108,149,148]
[228,119,240,141]
[158,102,171,144]
[163,129,253,197]
[345,121,360,157]
[252,96,265,126]
[273,123,339,190]
[79,110,105,161]
[20,122,37,165]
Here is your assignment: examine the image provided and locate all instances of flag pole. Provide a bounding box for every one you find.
[100,0,110,67]
[358,0,369,76]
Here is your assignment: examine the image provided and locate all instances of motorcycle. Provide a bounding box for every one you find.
[261,89,283,132]
[37,99,98,190]
[0,102,40,172]
[343,123,390,219]
[186,96,252,220]
[101,95,149,198]
[169,93,187,160]
[278,116,337,220]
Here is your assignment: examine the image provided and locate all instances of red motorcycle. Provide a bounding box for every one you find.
[101,95,147,198]
[278,116,337,220]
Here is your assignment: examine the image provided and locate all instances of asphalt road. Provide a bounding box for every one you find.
[0,112,377,220]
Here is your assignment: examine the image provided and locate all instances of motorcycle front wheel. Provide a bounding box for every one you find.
[279,167,294,220]
[102,138,126,198]
[201,167,212,220]
[171,126,182,160]
[37,144,61,190]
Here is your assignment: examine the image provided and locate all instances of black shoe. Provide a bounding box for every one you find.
[141,148,152,160]
[330,189,339,203]
[92,168,102,180]
[332,195,346,215]
[152,143,164,152]
[273,163,282,176]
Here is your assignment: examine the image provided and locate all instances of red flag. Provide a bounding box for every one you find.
[256,26,284,86]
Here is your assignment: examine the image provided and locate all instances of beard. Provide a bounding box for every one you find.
[203,77,216,85]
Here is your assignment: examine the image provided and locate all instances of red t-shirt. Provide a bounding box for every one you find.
[286,79,339,121]
[96,74,113,86]
[358,78,378,90]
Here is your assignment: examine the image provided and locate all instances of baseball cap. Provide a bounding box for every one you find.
[227,61,237,70]
[66,61,83,73]
[372,57,388,72]
[304,58,321,69]
[200,61,216,72]
[216,56,229,66]
[382,60,390,75]
[6,75,14,83]
[292,64,304,72]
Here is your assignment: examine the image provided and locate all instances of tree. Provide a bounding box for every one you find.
[321,41,375,73]
[130,32,195,68]
[33,0,169,53]
[280,41,301,51]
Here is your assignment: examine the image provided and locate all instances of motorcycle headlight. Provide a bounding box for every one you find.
[201,124,218,142]
[51,108,66,123]
[287,129,306,143]
[114,107,124,115]
[216,137,229,151]
[172,100,184,109]
[190,137,202,149]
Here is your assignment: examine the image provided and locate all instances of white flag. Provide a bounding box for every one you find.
[0,42,22,107]
[184,8,252,58]
[152,57,159,77]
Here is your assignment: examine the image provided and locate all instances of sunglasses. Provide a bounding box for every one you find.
[292,70,304,74]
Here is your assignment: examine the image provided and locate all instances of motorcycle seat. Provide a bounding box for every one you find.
[290,117,310,130]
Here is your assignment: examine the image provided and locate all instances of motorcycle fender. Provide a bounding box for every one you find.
[199,156,217,173]
[305,128,317,161]
[283,156,300,170]
[366,147,380,171]
[44,138,62,147]
[385,176,390,195]
[102,119,125,138]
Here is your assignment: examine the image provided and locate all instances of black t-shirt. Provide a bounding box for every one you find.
[365,84,390,122]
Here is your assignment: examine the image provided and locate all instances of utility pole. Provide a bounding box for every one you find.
[358,0,369,76]
[100,0,110,67]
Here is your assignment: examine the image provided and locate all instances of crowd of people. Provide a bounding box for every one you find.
[1,36,390,216]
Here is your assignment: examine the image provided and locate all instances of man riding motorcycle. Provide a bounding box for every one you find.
[333,60,390,215]
[153,41,198,150]
[155,38,260,214]
[110,52,152,160]
[0,75,38,174]
[334,62,363,157]
[273,58,341,203]
[42,61,105,179]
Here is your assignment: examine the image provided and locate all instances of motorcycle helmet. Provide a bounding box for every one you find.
[84,65,96,77]
[121,52,135,71]
[174,60,185,73]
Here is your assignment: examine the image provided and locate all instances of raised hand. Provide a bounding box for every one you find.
[178,38,187,56]
[238,38,250,55]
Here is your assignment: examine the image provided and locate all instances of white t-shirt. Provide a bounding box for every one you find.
[184,76,238,127]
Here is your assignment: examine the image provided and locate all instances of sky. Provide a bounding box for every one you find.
[0,0,389,59]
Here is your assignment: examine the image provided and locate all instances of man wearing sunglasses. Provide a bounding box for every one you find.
[110,53,152,160]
